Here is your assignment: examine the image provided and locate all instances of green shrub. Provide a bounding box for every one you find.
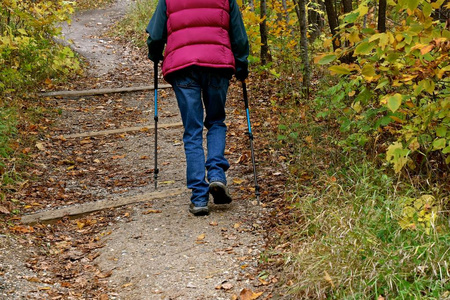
[316,0,450,175]
[0,0,80,93]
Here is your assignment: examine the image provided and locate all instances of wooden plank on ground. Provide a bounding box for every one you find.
[41,84,172,97]
[62,122,183,139]
[21,187,187,224]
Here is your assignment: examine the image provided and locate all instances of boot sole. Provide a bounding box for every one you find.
[209,182,232,204]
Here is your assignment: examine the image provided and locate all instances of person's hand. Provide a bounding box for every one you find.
[235,66,248,81]
[148,52,163,63]
[147,36,164,62]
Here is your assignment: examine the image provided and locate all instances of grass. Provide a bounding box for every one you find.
[113,0,158,48]
[266,84,450,299]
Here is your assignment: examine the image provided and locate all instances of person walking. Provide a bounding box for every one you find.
[146,0,249,216]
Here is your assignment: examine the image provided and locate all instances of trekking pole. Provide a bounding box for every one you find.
[242,81,260,203]
[153,62,159,189]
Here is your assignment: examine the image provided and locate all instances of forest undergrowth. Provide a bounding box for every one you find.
[265,74,450,298]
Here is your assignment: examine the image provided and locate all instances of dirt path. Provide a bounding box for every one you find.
[1,1,277,299]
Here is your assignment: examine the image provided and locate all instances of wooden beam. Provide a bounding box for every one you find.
[41,84,172,97]
[21,187,187,224]
[62,122,183,139]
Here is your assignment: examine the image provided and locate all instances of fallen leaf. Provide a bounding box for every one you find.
[233,178,245,185]
[96,271,112,279]
[112,154,126,159]
[209,221,218,226]
[80,139,92,145]
[235,154,248,164]
[0,205,10,214]
[76,220,86,230]
[197,233,206,241]
[161,180,175,185]
[75,157,86,163]
[143,209,162,214]
[36,142,45,151]
[234,223,241,229]
[100,294,109,300]
[122,282,133,288]
[240,288,263,300]
[324,271,335,288]
[220,282,233,290]
[10,225,34,233]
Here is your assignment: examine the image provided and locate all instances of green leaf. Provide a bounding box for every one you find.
[329,65,351,75]
[386,53,400,63]
[386,94,402,112]
[355,41,375,55]
[386,142,409,173]
[361,28,375,35]
[289,132,299,139]
[361,64,376,78]
[343,12,359,23]
[436,126,447,138]
[432,138,446,150]
[318,54,337,65]
[422,2,432,16]
[376,78,390,90]
[408,0,420,10]
[442,146,450,154]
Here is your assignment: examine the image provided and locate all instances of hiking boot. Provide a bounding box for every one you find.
[209,181,232,204]
[189,203,209,216]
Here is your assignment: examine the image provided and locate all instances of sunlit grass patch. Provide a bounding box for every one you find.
[112,0,158,48]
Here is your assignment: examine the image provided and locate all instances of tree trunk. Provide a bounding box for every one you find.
[308,0,325,41]
[378,0,387,32]
[342,0,353,13]
[298,0,310,97]
[260,0,270,64]
[324,0,339,50]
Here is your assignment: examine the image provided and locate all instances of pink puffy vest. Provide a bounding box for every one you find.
[162,0,236,78]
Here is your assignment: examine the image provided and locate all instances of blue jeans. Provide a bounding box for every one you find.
[170,67,231,206]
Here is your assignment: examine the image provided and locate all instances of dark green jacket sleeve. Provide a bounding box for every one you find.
[229,0,249,79]
[146,0,167,62]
